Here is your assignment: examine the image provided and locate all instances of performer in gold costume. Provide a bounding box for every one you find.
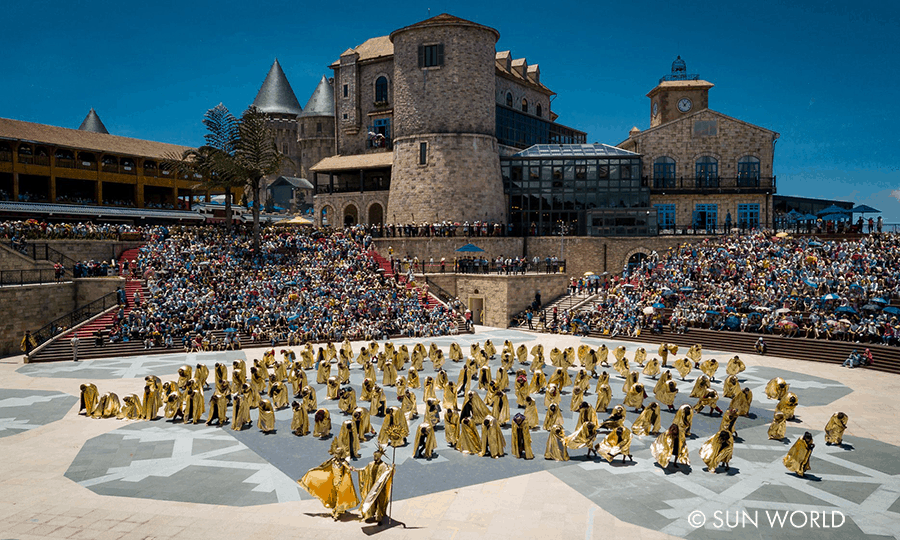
[544,383,561,409]
[79,383,99,416]
[765,377,790,401]
[824,412,849,445]
[594,381,612,413]
[783,431,815,477]
[623,382,647,412]
[352,407,375,442]
[599,405,627,430]
[331,419,360,458]
[313,408,332,438]
[722,374,740,399]
[634,347,647,367]
[564,421,598,458]
[545,424,569,461]
[694,389,723,415]
[524,396,539,429]
[258,399,276,433]
[700,430,734,472]
[510,413,534,459]
[413,422,437,459]
[184,387,204,424]
[612,346,629,377]
[569,387,586,413]
[597,426,633,462]
[673,357,692,380]
[767,411,787,440]
[357,446,393,523]
[369,385,386,417]
[231,394,251,431]
[719,408,739,437]
[298,447,359,520]
[729,387,753,417]
[480,415,506,458]
[548,367,571,390]
[460,391,490,424]
[492,389,510,426]
[291,401,309,436]
[378,407,409,447]
[457,417,482,455]
[207,392,228,426]
[442,381,458,411]
[597,344,610,367]
[622,370,639,394]
[338,386,357,415]
[449,342,463,362]
[651,424,690,468]
[514,370,530,407]
[642,357,660,378]
[516,344,529,365]
[444,408,460,447]
[194,363,209,390]
[576,401,599,429]
[726,355,745,376]
[690,374,711,399]
[530,369,547,395]
[270,377,290,409]
[117,394,143,420]
[543,403,564,431]
[424,398,441,428]
[776,392,799,420]
[674,404,694,437]
[407,367,421,389]
[699,358,719,381]
[631,402,661,436]
[655,380,679,412]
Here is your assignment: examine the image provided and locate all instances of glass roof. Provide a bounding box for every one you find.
[512,143,639,158]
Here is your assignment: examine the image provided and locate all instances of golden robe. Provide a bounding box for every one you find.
[492,392,510,425]
[207,392,228,426]
[543,403,563,431]
[413,422,438,458]
[723,375,741,399]
[435,369,449,390]
[700,431,734,472]
[686,344,702,364]
[449,342,463,362]
[596,371,610,393]
[564,421,598,450]
[613,345,627,364]
[783,434,814,476]
[494,367,509,392]
[423,377,437,402]
[117,394,143,420]
[517,344,529,365]
[729,388,753,417]
[624,383,647,411]
[530,343,545,366]
[184,388,205,424]
[79,383,99,416]
[765,377,790,401]
[622,371,639,394]
[776,393,799,420]
[651,426,690,467]
[381,362,397,387]
[194,363,209,390]
[658,343,670,366]
[378,407,409,447]
[338,387,357,415]
[595,383,612,413]
[423,397,441,428]
[460,391,490,424]
[524,397,539,429]
[514,371,530,407]
[690,375,710,398]
[674,404,694,436]
[231,395,251,430]
[364,361,377,384]
[480,416,505,458]
[298,455,359,518]
[291,401,309,436]
[407,368,421,389]
[570,387,586,412]
[331,420,360,458]
[477,366,493,391]
[694,389,720,413]
[352,407,375,441]
[163,392,183,421]
[583,349,599,376]
[655,380,679,407]
[289,367,307,396]
[433,350,445,371]
[824,413,849,445]
[549,347,563,367]
[726,356,746,376]
[544,384,561,409]
[395,376,408,399]
[400,389,418,420]
[271,381,290,410]
[484,339,497,358]
[673,358,693,380]
[258,399,276,433]
[544,424,569,461]
[457,417,482,454]
[631,403,661,436]
[642,358,660,378]
[699,359,719,380]
[357,458,393,522]
[613,355,629,378]
[442,382,458,411]
[337,360,350,384]
[313,408,332,438]
[719,408,739,435]
[510,415,534,459]
[576,402,599,428]
[302,385,318,412]
[530,369,547,395]
[316,361,331,385]
[600,405,627,430]
[768,411,787,440]
[598,427,633,462]
[573,369,590,394]
[177,365,193,390]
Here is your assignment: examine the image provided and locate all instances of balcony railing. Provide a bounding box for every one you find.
[55,158,76,169]
[648,176,776,192]
[0,150,12,162]
[76,161,96,171]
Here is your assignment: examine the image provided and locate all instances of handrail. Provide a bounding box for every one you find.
[0,269,61,286]
[423,277,463,315]
[10,241,78,268]
[28,290,121,352]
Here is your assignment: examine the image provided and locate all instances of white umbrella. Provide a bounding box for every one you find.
[642,306,655,315]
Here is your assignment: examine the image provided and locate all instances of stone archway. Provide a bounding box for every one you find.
[623,246,652,274]
[344,203,358,226]
[368,202,384,225]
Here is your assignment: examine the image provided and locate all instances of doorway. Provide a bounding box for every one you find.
[468,296,484,327]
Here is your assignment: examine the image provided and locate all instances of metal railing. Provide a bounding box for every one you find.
[0,269,61,286]
[423,277,463,315]
[395,259,566,274]
[649,176,776,191]
[28,290,120,351]
[10,242,78,268]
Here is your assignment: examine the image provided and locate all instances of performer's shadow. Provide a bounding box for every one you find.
[826,441,854,450]
[787,472,822,482]
[361,517,423,535]
[659,463,693,475]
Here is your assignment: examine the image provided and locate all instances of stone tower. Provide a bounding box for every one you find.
[251,59,303,189]
[387,14,507,224]
[298,76,336,183]
[646,56,714,128]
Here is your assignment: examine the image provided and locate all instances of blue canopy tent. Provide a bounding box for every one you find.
[456,243,485,253]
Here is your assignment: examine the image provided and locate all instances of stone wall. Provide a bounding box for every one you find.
[447,273,567,327]
[648,193,772,230]
[373,237,523,262]
[0,276,122,357]
[316,191,390,227]
[41,240,143,264]
[0,243,54,271]
[495,74,551,119]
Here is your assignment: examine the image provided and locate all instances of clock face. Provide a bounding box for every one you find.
[652,102,659,117]
[677,98,693,113]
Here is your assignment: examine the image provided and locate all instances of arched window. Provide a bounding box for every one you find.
[521,98,528,113]
[737,155,760,186]
[506,92,513,107]
[374,76,388,103]
[695,156,718,188]
[536,103,542,117]
[653,156,676,188]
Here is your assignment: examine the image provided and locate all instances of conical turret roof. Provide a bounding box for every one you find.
[252,59,303,116]
[300,76,334,117]
[78,108,109,134]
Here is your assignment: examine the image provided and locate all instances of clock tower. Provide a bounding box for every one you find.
[647,56,714,127]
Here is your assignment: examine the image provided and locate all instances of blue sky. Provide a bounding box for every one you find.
[3,0,898,221]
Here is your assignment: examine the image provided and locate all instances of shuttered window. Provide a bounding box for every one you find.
[418,44,444,68]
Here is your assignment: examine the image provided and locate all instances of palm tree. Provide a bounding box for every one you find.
[234,105,285,251]
[165,104,242,231]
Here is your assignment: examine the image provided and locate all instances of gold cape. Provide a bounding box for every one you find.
[576,403,599,429]
[524,398,539,429]
[634,347,647,366]
[729,389,752,417]
[544,384,561,409]
[655,380,679,406]
[477,366,493,391]
[613,356,629,378]
[413,423,438,458]
[597,427,633,462]
[117,394,143,420]
[548,368,571,389]
[480,416,506,458]
[776,393,798,420]
[492,393,510,425]
[516,344,529,364]
[631,404,661,436]
[381,363,397,387]
[768,411,787,440]
[291,402,309,435]
[353,407,376,441]
[595,371,610,393]
[718,409,739,435]
[457,417,482,454]
[783,437,814,476]
[594,384,612,412]
[674,405,693,436]
[694,389,719,411]
[700,431,734,472]
[444,408,460,447]
[442,382,458,411]
[699,359,719,380]
[313,408,332,438]
[271,382,290,409]
[461,392,490,424]
[651,428,690,467]
[690,375,710,398]
[514,374,530,407]
[298,456,359,515]
[824,413,848,445]
[686,344,702,363]
[653,370,672,394]
[564,422,598,450]
[510,419,534,459]
[543,404,564,431]
[423,378,437,402]
[338,388,357,414]
[642,358,660,378]
[530,369,547,394]
[258,400,276,433]
[570,388,585,412]
[316,361,331,385]
[424,398,441,428]
[722,375,741,398]
[623,383,646,410]
[80,383,99,416]
[93,392,120,419]
[544,425,569,461]
[726,356,745,376]
[765,377,790,401]
[378,407,409,447]
[357,460,393,521]
[673,358,692,379]
[599,405,626,430]
[231,395,251,430]
[331,420,361,458]
[622,371,639,394]
[407,368,421,389]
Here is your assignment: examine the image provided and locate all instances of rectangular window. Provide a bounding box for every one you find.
[419,142,427,165]
[737,203,760,229]
[418,44,444,68]
[694,203,718,231]
[343,84,348,98]
[316,122,322,133]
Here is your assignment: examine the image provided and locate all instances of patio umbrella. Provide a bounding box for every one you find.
[801,214,820,221]
[642,306,655,315]
[821,213,848,221]
[725,315,740,330]
[802,279,817,288]
[835,306,857,315]
[807,241,823,247]
[850,204,880,214]
[223,328,237,333]
[883,306,900,315]
[456,243,485,253]
[817,204,851,216]
[652,302,666,309]
[872,297,889,305]
[861,304,881,311]
[775,307,791,314]
[821,293,840,301]
[786,209,803,220]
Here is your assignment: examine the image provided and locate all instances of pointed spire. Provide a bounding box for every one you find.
[301,76,334,117]
[252,59,303,116]
[78,108,109,134]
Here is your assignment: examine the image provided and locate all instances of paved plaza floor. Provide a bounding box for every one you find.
[1,327,899,539]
